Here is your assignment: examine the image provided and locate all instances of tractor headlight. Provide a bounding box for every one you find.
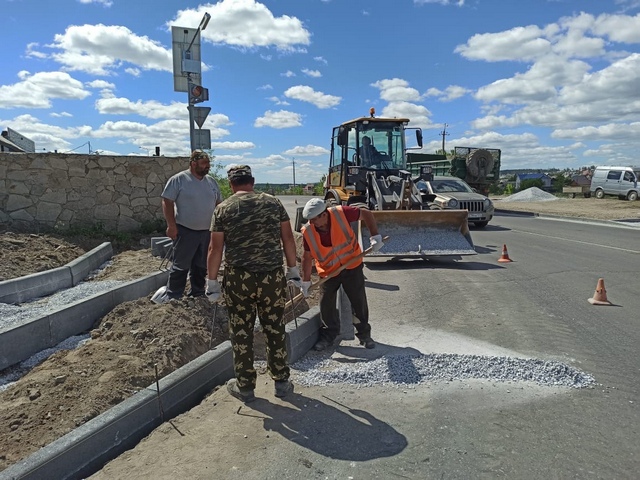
[448,198,458,208]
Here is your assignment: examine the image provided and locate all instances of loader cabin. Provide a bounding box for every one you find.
[326,116,423,203]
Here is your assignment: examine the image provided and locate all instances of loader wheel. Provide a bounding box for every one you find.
[466,149,494,180]
[324,189,342,206]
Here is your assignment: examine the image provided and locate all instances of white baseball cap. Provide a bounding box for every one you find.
[303,198,327,219]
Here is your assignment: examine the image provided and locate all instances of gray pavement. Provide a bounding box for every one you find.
[86,211,640,479]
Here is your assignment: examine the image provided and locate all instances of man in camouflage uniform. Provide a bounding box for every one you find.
[205,165,301,403]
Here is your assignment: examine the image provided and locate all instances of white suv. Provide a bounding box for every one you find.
[416,176,495,228]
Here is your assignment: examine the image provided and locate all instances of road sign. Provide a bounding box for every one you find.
[191,106,211,128]
[193,129,211,150]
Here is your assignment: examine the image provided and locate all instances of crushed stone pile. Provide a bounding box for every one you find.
[500,187,559,202]
[291,352,595,389]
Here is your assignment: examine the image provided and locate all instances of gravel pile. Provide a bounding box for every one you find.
[0,280,125,332]
[366,227,475,256]
[500,187,559,203]
[291,352,595,389]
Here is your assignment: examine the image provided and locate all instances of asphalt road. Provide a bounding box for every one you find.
[94,202,640,479]
[286,196,640,477]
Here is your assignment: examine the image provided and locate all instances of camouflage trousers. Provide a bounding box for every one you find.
[223,264,290,390]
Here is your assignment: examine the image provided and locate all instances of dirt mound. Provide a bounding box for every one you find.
[0,230,315,472]
[0,297,219,469]
[0,232,87,282]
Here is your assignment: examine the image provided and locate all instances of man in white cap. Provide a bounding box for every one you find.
[300,198,383,351]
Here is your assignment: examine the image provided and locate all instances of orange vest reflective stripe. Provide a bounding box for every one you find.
[302,206,363,277]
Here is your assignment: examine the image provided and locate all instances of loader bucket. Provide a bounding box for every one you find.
[362,210,476,257]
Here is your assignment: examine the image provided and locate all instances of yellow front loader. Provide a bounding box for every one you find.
[322,111,476,257]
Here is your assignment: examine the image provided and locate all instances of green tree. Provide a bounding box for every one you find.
[207,157,232,199]
[314,175,326,195]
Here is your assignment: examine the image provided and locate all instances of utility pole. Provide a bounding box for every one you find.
[440,123,449,155]
[292,158,296,190]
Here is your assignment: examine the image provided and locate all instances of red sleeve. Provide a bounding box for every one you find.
[342,205,361,223]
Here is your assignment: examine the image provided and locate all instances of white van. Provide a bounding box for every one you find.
[590,166,639,201]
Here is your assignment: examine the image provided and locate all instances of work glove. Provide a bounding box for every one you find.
[205,279,221,303]
[301,280,312,298]
[369,234,384,252]
[285,266,302,288]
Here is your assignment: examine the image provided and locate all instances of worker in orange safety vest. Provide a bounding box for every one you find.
[300,198,383,351]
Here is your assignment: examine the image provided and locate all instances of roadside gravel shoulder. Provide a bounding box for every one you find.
[492,195,640,222]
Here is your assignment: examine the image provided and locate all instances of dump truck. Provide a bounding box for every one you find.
[316,111,476,258]
[407,146,501,195]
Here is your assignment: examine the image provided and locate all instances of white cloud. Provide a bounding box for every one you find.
[50,111,73,118]
[371,78,424,102]
[169,0,311,51]
[94,95,234,129]
[254,110,303,128]
[281,70,296,77]
[455,25,552,62]
[86,80,115,90]
[44,24,172,75]
[210,141,255,150]
[78,0,113,6]
[125,68,141,77]
[425,85,469,102]
[267,96,290,106]
[283,85,341,109]
[591,12,640,43]
[0,71,90,109]
[282,145,329,156]
[552,121,640,141]
[379,101,435,130]
[314,56,328,65]
[302,68,322,78]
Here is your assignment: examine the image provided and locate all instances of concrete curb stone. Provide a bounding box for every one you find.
[0,242,113,305]
[1,310,321,480]
[0,270,169,371]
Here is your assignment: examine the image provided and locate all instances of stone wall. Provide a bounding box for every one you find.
[0,153,188,232]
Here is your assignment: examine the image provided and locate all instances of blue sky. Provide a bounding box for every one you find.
[1,0,640,184]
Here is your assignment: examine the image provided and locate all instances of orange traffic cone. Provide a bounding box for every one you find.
[588,278,612,305]
[498,244,512,263]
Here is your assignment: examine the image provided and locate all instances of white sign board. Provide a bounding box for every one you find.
[193,129,211,150]
[6,128,35,153]
[172,26,202,93]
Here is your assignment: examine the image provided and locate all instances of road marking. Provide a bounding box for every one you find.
[514,229,640,254]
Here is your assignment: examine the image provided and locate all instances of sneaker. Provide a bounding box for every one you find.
[274,380,294,398]
[226,379,255,403]
[313,338,333,351]
[360,337,376,349]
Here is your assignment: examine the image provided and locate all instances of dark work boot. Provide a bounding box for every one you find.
[360,337,375,349]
